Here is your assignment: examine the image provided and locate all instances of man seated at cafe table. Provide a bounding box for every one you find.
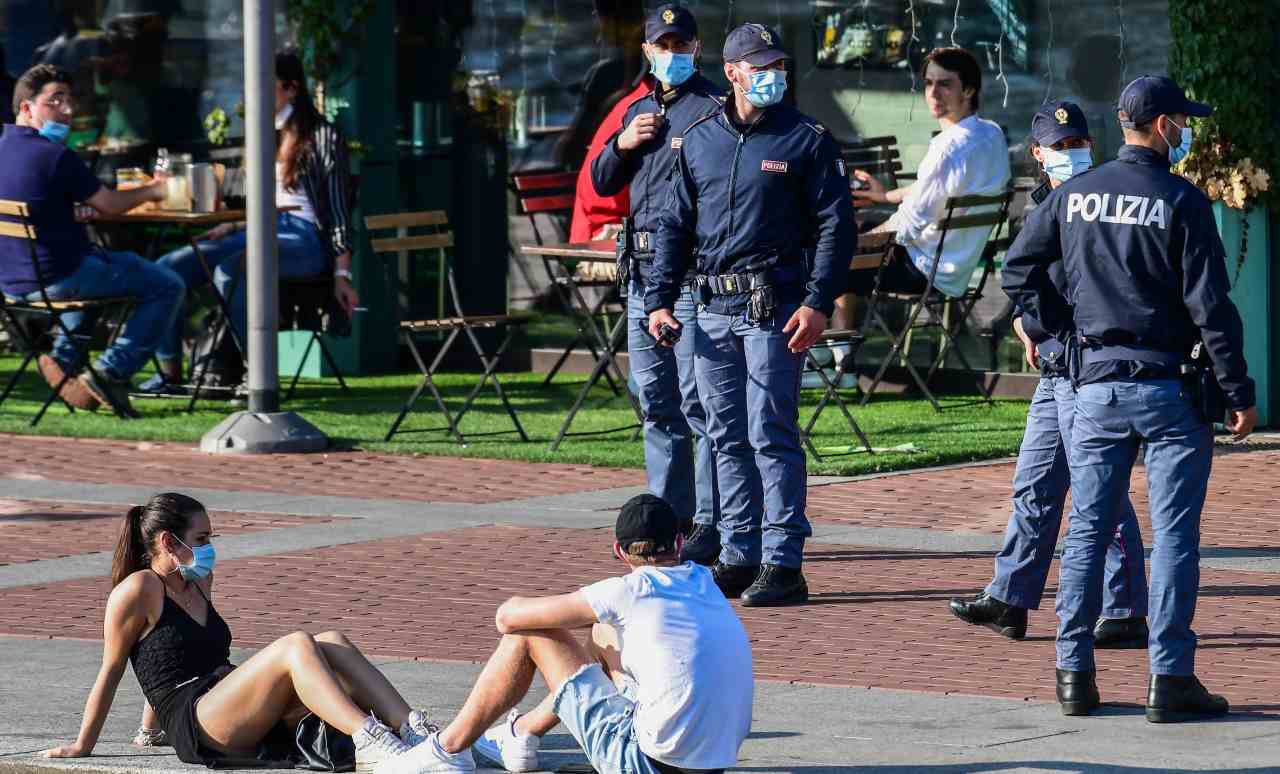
[0,64,183,416]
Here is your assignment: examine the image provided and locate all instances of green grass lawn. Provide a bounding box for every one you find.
[0,353,1029,475]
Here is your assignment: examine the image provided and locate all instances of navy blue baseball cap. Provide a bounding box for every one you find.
[616,494,679,554]
[1117,75,1212,128]
[1031,101,1090,147]
[645,4,697,44]
[723,23,790,66]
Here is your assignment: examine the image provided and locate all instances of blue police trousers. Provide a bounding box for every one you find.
[1057,379,1212,675]
[694,301,809,569]
[627,280,719,527]
[987,375,1148,618]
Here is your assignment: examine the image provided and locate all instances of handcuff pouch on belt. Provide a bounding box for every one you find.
[746,276,776,325]
[1181,341,1228,425]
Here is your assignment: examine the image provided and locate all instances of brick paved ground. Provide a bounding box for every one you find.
[2,433,1279,714]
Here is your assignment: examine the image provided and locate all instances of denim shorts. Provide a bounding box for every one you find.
[552,664,658,774]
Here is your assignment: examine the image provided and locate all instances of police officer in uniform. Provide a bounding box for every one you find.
[1003,76,1257,721]
[951,102,1149,647]
[591,3,723,565]
[647,23,855,606]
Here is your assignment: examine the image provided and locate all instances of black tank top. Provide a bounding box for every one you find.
[129,573,233,721]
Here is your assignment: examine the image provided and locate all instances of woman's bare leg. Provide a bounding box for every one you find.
[511,624,620,738]
[314,631,412,731]
[195,631,369,752]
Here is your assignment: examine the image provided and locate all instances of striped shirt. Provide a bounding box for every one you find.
[291,120,354,265]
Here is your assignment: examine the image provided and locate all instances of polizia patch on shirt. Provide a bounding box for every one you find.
[761,160,788,173]
[670,137,683,149]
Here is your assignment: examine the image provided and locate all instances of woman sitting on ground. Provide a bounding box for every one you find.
[41,493,435,773]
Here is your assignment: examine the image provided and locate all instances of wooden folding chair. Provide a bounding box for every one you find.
[366,210,529,444]
[839,135,905,187]
[860,190,1015,411]
[797,232,891,459]
[509,169,623,392]
[0,199,138,424]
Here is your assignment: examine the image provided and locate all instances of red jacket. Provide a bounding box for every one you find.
[569,79,652,242]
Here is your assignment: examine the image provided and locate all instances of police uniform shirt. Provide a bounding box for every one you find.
[646,101,856,317]
[1002,144,1254,409]
[590,72,723,238]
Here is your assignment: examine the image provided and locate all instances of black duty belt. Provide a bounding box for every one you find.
[698,271,760,295]
[1079,343,1182,370]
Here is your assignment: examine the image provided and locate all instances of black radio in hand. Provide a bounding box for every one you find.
[657,322,682,345]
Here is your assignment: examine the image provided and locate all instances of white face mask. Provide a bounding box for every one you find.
[1040,147,1093,184]
[275,102,294,130]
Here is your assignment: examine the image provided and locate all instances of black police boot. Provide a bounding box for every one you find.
[680,522,720,566]
[1146,675,1229,723]
[1094,616,1149,649]
[712,562,760,599]
[1056,669,1101,717]
[740,564,808,607]
[948,592,1028,640]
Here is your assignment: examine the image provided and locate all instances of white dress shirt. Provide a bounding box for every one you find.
[886,114,1011,298]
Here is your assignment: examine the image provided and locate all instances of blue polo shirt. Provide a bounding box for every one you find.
[0,125,102,297]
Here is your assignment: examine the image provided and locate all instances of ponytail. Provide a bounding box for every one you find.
[109,494,207,587]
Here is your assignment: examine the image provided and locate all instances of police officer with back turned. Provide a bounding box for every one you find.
[592,3,723,565]
[1003,75,1257,722]
[647,23,855,606]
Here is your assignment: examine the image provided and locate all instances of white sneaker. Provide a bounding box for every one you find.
[472,710,540,772]
[399,709,439,747]
[394,731,476,774]
[353,716,413,774]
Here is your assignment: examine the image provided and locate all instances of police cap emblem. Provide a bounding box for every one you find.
[662,9,675,24]
[1055,108,1069,125]
[761,30,773,45]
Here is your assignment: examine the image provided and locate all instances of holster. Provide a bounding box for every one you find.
[746,277,776,325]
[1182,341,1228,425]
[615,218,635,295]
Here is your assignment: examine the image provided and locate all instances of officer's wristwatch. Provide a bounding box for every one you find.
[334,269,353,281]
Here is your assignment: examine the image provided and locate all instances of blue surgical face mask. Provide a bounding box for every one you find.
[37,120,70,144]
[1164,119,1193,164]
[1040,146,1093,183]
[174,534,217,581]
[650,50,695,87]
[740,67,787,108]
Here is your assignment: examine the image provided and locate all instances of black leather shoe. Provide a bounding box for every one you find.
[741,564,808,607]
[948,592,1028,639]
[1146,675,1229,723]
[1094,616,1149,649]
[680,523,720,566]
[712,562,759,599]
[1056,669,1101,716]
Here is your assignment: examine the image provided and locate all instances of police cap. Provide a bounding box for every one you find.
[1032,101,1089,147]
[1117,75,1212,128]
[723,23,790,67]
[646,4,697,44]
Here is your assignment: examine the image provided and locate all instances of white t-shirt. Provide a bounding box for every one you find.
[886,114,1011,298]
[581,562,753,769]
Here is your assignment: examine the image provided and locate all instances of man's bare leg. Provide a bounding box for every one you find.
[511,623,624,738]
[437,629,593,754]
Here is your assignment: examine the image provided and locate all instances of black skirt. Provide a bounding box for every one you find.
[160,665,295,767]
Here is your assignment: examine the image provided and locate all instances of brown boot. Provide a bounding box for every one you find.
[36,355,97,409]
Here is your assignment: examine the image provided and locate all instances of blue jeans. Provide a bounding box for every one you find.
[154,213,329,361]
[695,301,808,569]
[627,278,719,528]
[1057,379,1213,675]
[23,250,183,379]
[552,665,658,774]
[987,375,1148,618]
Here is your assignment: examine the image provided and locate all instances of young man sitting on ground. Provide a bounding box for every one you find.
[400,494,754,774]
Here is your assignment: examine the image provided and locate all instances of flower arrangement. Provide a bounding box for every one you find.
[1175,140,1271,210]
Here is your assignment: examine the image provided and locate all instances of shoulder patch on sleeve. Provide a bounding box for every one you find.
[800,119,826,135]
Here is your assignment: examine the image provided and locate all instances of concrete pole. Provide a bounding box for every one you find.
[244,0,279,413]
[200,0,328,454]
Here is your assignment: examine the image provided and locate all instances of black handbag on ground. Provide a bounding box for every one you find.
[293,712,356,772]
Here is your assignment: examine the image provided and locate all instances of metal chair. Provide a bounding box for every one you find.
[366,210,529,444]
[509,169,623,392]
[860,190,1015,411]
[0,199,138,425]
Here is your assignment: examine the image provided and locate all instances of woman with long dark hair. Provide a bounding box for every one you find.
[143,50,360,392]
[40,493,473,772]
